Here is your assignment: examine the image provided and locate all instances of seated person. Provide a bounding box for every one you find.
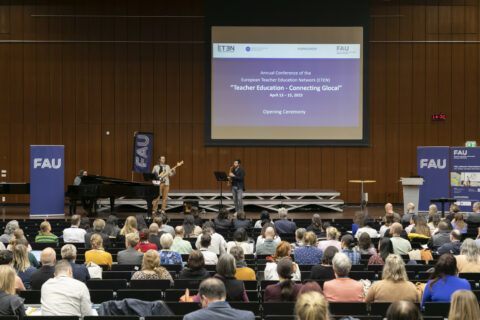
[131,250,173,284]
[437,230,462,255]
[134,228,158,253]
[0,250,26,292]
[0,265,26,318]
[195,222,227,255]
[310,246,338,280]
[84,219,111,249]
[386,301,422,320]
[294,231,323,265]
[340,234,361,264]
[214,208,233,232]
[182,215,202,238]
[117,233,144,265]
[354,232,377,255]
[356,216,380,239]
[264,258,304,302]
[31,247,56,290]
[35,221,59,245]
[12,244,36,289]
[368,237,393,265]
[199,232,218,265]
[451,213,468,234]
[291,228,306,250]
[171,226,194,255]
[264,241,301,281]
[448,290,480,320]
[295,291,330,320]
[60,244,90,283]
[254,210,272,229]
[255,226,279,256]
[227,228,253,255]
[159,233,183,265]
[230,246,256,281]
[63,215,86,243]
[84,234,113,268]
[232,211,251,230]
[256,223,281,247]
[455,239,480,273]
[323,252,364,302]
[306,214,325,238]
[0,220,19,244]
[318,227,342,252]
[178,250,210,280]
[274,208,297,234]
[389,223,412,255]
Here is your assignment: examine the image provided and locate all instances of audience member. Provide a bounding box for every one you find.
[264,241,301,281]
[410,215,432,237]
[60,244,90,283]
[135,228,158,252]
[323,252,364,302]
[155,213,174,236]
[120,216,138,236]
[295,291,330,320]
[232,210,251,230]
[380,212,395,237]
[385,202,402,221]
[405,215,418,234]
[63,215,86,243]
[389,223,412,255]
[7,229,32,252]
[294,231,323,265]
[368,237,393,265]
[41,260,97,316]
[352,211,365,237]
[12,244,36,289]
[365,254,419,303]
[427,212,440,234]
[196,222,227,255]
[306,214,325,238]
[84,219,110,249]
[427,221,451,251]
[199,232,218,265]
[256,223,281,247]
[35,221,58,245]
[466,202,480,223]
[183,278,254,320]
[0,265,26,318]
[159,233,183,265]
[448,290,480,320]
[437,230,462,255]
[340,234,360,264]
[255,226,278,255]
[30,247,56,290]
[80,217,91,232]
[103,215,120,238]
[178,250,210,280]
[254,210,272,229]
[171,226,193,254]
[354,232,377,255]
[451,213,468,234]
[117,233,143,265]
[446,204,461,221]
[318,227,342,251]
[310,246,338,280]
[401,202,416,225]
[422,254,471,307]
[264,258,304,301]
[386,300,422,320]
[0,250,26,291]
[227,228,253,254]
[274,208,297,234]
[428,204,438,216]
[148,223,163,249]
[85,234,113,268]
[356,216,380,239]
[135,214,148,230]
[131,250,173,283]
[190,206,203,227]
[182,215,202,238]
[214,208,233,232]
[456,238,480,273]
[230,246,255,281]
[0,220,19,244]
[291,228,306,250]
[210,253,248,301]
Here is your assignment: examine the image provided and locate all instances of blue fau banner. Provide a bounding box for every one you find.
[417,147,450,212]
[30,145,65,215]
[132,132,153,173]
[450,147,480,212]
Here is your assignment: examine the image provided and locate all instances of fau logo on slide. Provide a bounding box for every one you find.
[420,159,447,169]
[33,158,62,169]
[217,45,235,52]
[336,45,350,53]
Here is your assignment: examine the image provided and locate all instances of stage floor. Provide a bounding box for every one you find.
[0,204,404,221]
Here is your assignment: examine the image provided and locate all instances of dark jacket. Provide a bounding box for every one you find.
[117,248,144,265]
[309,265,335,280]
[427,230,451,251]
[30,265,55,290]
[466,212,480,224]
[0,291,26,318]
[98,298,173,316]
[437,241,462,255]
[71,262,90,283]
[232,219,251,230]
[84,232,111,249]
[178,267,210,280]
[149,233,164,250]
[183,301,254,320]
[231,167,245,191]
[214,219,233,232]
[214,274,247,302]
[264,282,304,302]
[274,219,297,234]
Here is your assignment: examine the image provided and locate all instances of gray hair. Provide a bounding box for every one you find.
[92,219,105,232]
[295,228,307,240]
[4,220,19,235]
[199,277,226,300]
[278,207,288,219]
[460,238,479,263]
[474,202,480,211]
[332,252,352,276]
[55,259,72,275]
[160,233,173,249]
[229,246,244,263]
[61,244,77,261]
[216,253,236,278]
[40,247,56,266]
[428,204,438,214]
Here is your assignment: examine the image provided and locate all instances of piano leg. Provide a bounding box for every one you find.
[146,196,153,216]
[110,197,115,213]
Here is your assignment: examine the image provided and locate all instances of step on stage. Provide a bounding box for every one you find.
[96,189,344,212]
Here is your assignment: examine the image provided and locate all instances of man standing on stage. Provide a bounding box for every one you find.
[229,159,245,213]
[152,156,175,215]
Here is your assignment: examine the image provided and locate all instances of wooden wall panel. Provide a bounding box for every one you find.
[1,0,480,205]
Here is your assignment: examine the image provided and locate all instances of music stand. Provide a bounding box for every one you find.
[214,172,228,210]
[143,173,156,182]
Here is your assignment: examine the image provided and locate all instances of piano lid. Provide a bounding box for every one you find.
[81,175,147,186]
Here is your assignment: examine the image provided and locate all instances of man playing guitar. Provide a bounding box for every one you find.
[152,155,175,215]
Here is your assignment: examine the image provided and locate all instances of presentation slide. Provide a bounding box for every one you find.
[208,27,365,144]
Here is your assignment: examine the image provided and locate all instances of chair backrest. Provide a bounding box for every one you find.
[424,302,451,317]
[229,302,260,314]
[370,302,421,316]
[86,279,127,290]
[165,302,200,316]
[116,289,164,301]
[174,279,202,289]
[102,271,133,280]
[84,317,140,320]
[164,289,198,301]
[90,290,114,304]
[111,264,141,271]
[19,290,41,304]
[329,302,367,316]
[459,273,480,281]
[130,279,171,290]
[262,302,295,316]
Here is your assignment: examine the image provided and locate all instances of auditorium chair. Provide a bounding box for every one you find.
[86,279,127,290]
[165,302,200,315]
[31,242,57,250]
[459,272,480,282]
[164,289,198,301]
[84,317,140,320]
[30,317,78,320]
[0,317,18,320]
[162,264,183,272]
[19,290,41,304]
[262,302,295,316]
[129,279,171,290]
[348,271,376,281]
[350,264,367,271]
[90,290,114,304]
[144,317,183,320]
[243,280,258,290]
[370,302,420,316]
[329,302,367,316]
[116,289,164,301]
[111,264,141,271]
[333,317,383,320]
[229,302,260,314]
[423,302,451,317]
[102,271,133,280]
[173,279,202,289]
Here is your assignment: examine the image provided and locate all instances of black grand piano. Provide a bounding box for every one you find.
[65,175,158,215]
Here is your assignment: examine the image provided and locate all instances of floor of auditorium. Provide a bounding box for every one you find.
[0,204,404,221]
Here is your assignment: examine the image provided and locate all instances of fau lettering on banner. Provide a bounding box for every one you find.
[133,132,153,173]
[417,147,450,212]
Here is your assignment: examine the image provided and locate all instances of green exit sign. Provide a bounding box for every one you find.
[466,141,477,147]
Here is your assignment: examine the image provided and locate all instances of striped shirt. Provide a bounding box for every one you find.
[35,233,59,245]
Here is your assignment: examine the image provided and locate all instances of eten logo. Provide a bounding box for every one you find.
[33,158,62,169]
[135,134,150,168]
[419,159,447,169]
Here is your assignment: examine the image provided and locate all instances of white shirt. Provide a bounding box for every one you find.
[226,241,253,255]
[63,226,87,243]
[196,233,227,255]
[379,225,390,237]
[200,248,218,265]
[41,275,97,316]
[355,227,379,239]
[264,261,301,281]
[152,164,175,186]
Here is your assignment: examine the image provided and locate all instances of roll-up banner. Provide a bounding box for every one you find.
[132,132,154,174]
[450,147,480,212]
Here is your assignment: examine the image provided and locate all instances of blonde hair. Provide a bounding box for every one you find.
[142,249,168,277]
[9,228,25,247]
[160,233,173,249]
[382,254,408,281]
[120,216,138,236]
[295,291,330,320]
[126,233,140,248]
[449,290,480,320]
[326,227,340,240]
[0,265,16,295]
[90,234,103,250]
[13,244,30,272]
[39,221,51,235]
[303,231,318,246]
